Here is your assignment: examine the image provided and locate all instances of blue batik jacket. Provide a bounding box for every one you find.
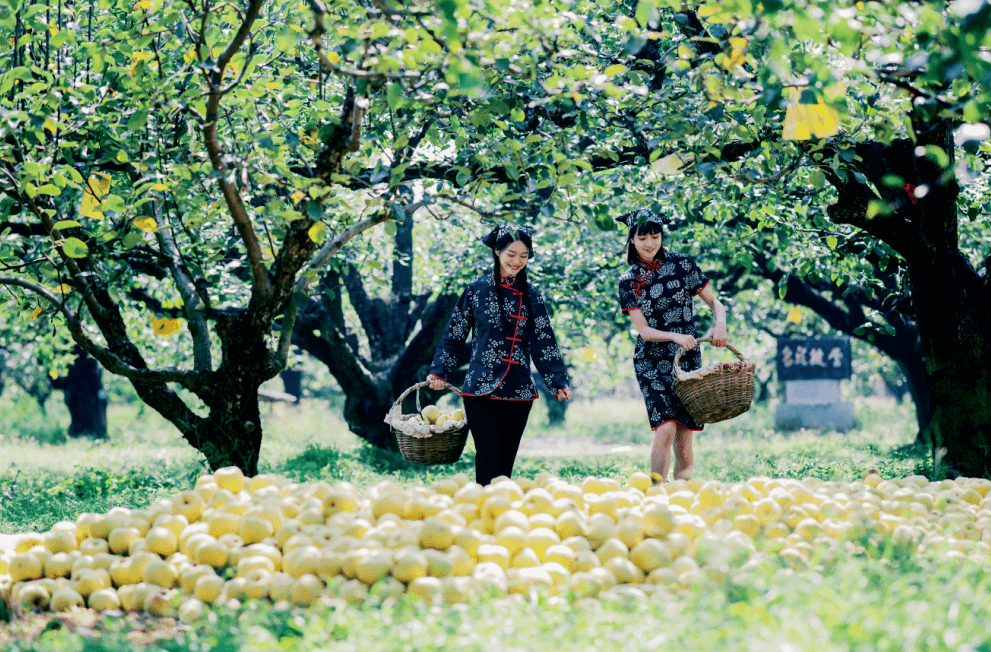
[429,273,570,400]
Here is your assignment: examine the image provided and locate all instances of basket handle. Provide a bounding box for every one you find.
[672,337,748,380]
[390,380,462,416]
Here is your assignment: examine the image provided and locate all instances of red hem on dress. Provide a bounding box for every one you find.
[692,280,710,297]
[651,419,704,432]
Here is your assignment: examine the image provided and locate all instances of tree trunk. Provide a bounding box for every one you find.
[293,218,461,451]
[57,348,108,439]
[280,368,303,401]
[909,256,991,477]
[816,112,991,476]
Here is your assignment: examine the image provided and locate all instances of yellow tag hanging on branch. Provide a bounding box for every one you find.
[653,152,693,176]
[782,102,840,140]
[786,306,803,324]
[150,315,183,337]
[80,173,111,219]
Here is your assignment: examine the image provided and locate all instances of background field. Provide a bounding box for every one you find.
[0,384,925,534]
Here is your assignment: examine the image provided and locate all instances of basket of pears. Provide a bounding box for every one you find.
[383,381,469,465]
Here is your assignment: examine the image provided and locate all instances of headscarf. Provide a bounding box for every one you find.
[615,208,669,230]
[481,225,534,258]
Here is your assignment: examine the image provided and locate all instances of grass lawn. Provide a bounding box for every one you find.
[4,388,976,652]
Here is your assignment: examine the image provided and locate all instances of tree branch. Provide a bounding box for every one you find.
[155,204,213,371]
[272,211,392,371]
[201,0,272,302]
[0,276,203,386]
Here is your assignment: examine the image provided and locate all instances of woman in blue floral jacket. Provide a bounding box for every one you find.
[427,225,572,485]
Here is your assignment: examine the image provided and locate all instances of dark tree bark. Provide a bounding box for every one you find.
[51,347,108,439]
[280,369,303,401]
[813,108,991,476]
[293,217,460,450]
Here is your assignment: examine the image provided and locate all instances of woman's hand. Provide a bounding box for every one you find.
[672,333,697,351]
[709,322,728,348]
[555,387,573,401]
[426,374,446,391]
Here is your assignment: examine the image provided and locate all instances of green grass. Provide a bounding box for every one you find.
[0,384,925,534]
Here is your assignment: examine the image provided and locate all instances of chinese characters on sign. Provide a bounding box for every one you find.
[776,338,852,381]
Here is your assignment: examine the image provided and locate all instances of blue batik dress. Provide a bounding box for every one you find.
[618,252,710,430]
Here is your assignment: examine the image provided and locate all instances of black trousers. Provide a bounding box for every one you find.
[463,395,533,486]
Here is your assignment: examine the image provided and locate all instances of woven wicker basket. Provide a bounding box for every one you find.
[383,381,469,465]
[672,337,756,424]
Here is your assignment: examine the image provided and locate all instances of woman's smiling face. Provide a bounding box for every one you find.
[498,240,530,277]
[634,231,662,262]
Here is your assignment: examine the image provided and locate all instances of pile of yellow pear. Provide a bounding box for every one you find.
[3,467,991,620]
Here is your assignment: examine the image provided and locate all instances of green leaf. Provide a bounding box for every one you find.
[809,169,825,191]
[62,237,89,258]
[36,184,61,196]
[52,220,82,230]
[384,220,398,236]
[634,0,656,28]
[275,26,299,53]
[604,64,627,77]
[826,235,838,249]
[307,221,326,245]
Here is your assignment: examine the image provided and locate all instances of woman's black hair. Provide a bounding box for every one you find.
[492,248,536,333]
[625,219,665,264]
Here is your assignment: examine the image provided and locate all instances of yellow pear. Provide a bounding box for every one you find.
[43,552,74,580]
[420,405,441,424]
[356,549,393,585]
[419,517,455,550]
[406,576,443,604]
[16,583,50,610]
[9,553,44,583]
[194,574,224,603]
[194,540,229,569]
[178,597,206,624]
[144,527,179,557]
[595,538,629,565]
[49,587,85,612]
[214,466,246,493]
[144,588,178,617]
[288,574,323,607]
[88,588,121,611]
[391,548,428,583]
[629,539,672,573]
[43,530,77,554]
[142,559,178,589]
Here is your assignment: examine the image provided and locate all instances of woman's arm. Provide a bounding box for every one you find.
[697,285,728,347]
[426,286,475,388]
[628,308,699,350]
[528,287,572,400]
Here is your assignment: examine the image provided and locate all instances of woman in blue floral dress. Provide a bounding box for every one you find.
[617,209,728,483]
[427,225,572,485]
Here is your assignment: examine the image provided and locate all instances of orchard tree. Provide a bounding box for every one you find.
[0,0,672,472]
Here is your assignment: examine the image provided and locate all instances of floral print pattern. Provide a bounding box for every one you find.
[430,273,570,400]
[619,252,710,430]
